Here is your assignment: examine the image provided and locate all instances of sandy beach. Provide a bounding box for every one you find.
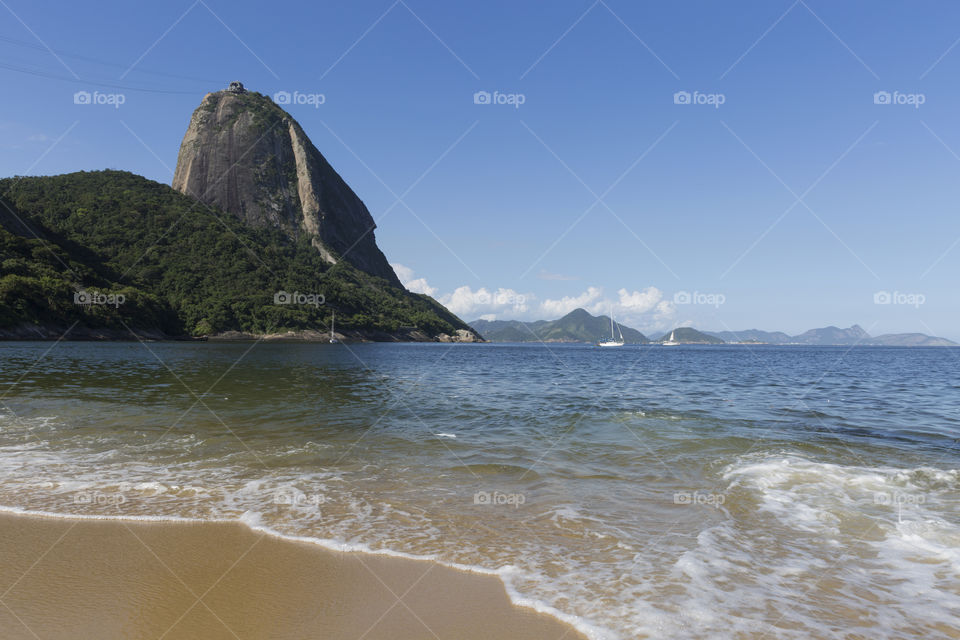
[0,513,584,640]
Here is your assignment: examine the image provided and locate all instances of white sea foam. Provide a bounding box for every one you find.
[1,406,958,640]
[693,454,960,638]
[0,504,223,523]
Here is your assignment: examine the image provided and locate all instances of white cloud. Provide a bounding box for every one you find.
[654,300,675,318]
[617,287,662,313]
[642,300,679,334]
[539,286,604,317]
[535,286,678,334]
[391,263,437,296]
[392,263,414,282]
[391,268,682,332]
[406,278,437,296]
[440,286,530,319]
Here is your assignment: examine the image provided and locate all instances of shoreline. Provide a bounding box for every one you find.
[0,325,483,343]
[0,510,587,640]
[0,334,955,346]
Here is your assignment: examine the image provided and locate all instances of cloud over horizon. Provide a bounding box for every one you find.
[393,266,679,334]
[391,264,437,297]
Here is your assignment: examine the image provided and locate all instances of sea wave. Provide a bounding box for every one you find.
[1,405,958,639]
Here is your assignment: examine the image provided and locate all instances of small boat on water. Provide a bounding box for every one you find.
[663,330,679,346]
[598,312,624,347]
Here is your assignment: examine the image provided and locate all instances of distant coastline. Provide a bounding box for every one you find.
[469,309,957,347]
[0,324,481,343]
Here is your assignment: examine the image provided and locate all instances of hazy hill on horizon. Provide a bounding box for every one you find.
[706,326,956,347]
[470,308,649,344]
[655,327,723,344]
[470,312,957,346]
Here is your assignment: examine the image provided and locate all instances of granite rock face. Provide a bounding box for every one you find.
[172,87,399,285]
[436,329,484,343]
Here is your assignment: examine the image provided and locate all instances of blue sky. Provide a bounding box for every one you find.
[2,1,960,338]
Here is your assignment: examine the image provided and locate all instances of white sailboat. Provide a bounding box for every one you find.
[663,330,679,346]
[329,311,338,343]
[598,312,625,347]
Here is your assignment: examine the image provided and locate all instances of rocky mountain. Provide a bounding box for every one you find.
[470,308,649,343]
[172,82,399,285]
[0,170,476,341]
[655,327,724,344]
[0,82,481,341]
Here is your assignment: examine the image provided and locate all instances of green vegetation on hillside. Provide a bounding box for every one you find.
[0,170,468,338]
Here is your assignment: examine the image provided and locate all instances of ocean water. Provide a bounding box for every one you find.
[0,342,958,639]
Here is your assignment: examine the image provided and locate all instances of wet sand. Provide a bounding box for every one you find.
[0,513,585,640]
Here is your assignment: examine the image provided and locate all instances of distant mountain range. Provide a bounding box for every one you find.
[657,327,723,344]
[469,310,958,346]
[704,326,957,346]
[470,308,650,343]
